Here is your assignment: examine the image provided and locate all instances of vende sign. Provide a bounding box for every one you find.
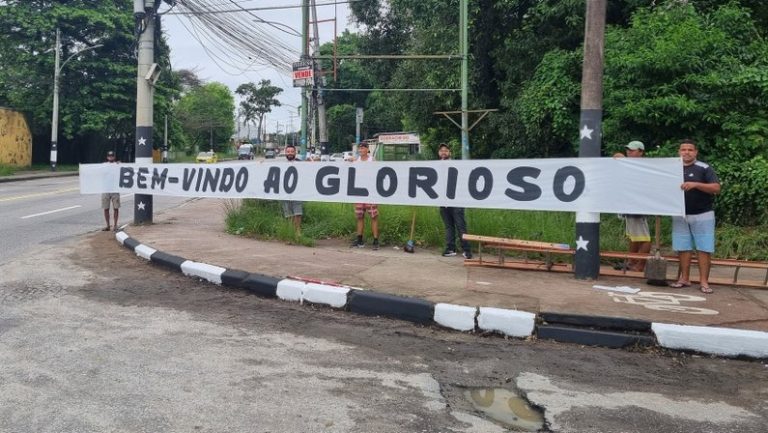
[79,158,686,216]
[292,69,313,80]
[292,60,313,87]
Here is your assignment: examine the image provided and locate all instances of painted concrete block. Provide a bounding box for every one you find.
[652,323,768,359]
[303,283,350,308]
[276,279,306,302]
[134,244,156,260]
[478,307,536,338]
[434,303,477,332]
[115,231,129,245]
[180,261,225,285]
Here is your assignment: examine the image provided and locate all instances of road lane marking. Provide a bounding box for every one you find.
[21,205,82,219]
[0,187,80,202]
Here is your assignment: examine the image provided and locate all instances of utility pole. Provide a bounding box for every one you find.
[574,0,607,280]
[133,0,158,224]
[310,0,329,157]
[459,0,469,160]
[50,28,102,171]
[300,0,309,157]
[50,28,61,172]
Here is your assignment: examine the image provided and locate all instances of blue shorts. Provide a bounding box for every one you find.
[672,211,715,253]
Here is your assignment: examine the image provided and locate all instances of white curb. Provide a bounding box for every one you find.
[180,261,226,285]
[303,283,349,309]
[434,303,477,332]
[134,244,156,261]
[652,323,768,358]
[115,231,129,244]
[478,307,536,338]
[276,279,305,302]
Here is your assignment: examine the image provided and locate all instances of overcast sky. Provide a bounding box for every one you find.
[161,1,354,138]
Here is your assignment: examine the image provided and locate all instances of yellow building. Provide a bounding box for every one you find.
[0,107,33,167]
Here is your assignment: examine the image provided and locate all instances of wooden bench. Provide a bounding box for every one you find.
[463,234,768,288]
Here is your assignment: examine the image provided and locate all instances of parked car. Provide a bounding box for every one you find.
[196,151,218,163]
[342,151,354,161]
[264,149,276,159]
[237,144,253,160]
[330,153,342,161]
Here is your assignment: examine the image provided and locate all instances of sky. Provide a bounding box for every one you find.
[160,0,354,139]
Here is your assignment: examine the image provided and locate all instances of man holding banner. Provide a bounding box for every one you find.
[351,142,380,250]
[281,145,303,237]
[670,139,721,294]
[437,143,472,259]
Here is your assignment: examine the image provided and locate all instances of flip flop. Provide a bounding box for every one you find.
[700,285,713,294]
[669,281,690,288]
[102,227,111,231]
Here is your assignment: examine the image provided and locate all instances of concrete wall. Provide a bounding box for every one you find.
[0,108,33,167]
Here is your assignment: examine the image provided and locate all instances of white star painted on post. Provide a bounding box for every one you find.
[137,201,146,211]
[579,125,593,140]
[575,235,589,251]
[138,136,147,146]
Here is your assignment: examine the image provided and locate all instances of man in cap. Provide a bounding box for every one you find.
[613,141,651,271]
[101,151,120,231]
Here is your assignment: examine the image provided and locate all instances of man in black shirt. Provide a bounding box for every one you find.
[670,139,721,293]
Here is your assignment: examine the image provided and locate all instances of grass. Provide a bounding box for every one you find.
[225,200,768,261]
[0,163,78,176]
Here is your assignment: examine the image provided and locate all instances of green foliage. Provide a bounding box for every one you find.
[713,157,768,226]
[175,82,235,152]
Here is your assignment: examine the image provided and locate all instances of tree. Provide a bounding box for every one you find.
[0,0,180,163]
[175,82,235,153]
[235,80,282,143]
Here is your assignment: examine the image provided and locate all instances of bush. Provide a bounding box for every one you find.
[714,156,768,226]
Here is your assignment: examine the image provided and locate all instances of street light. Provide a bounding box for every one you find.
[50,28,103,171]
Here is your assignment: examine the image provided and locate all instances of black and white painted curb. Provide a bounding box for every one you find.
[115,231,768,360]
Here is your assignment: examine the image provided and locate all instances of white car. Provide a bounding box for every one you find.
[342,151,354,161]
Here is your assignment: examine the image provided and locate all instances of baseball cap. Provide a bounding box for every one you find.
[107,151,115,157]
[359,142,369,147]
[625,141,645,151]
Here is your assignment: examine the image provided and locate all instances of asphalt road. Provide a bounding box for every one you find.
[0,175,188,265]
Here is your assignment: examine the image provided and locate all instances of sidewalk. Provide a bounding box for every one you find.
[120,198,768,359]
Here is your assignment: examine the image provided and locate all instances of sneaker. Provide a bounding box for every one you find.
[351,239,365,248]
[372,239,380,250]
[462,251,473,259]
[442,250,457,257]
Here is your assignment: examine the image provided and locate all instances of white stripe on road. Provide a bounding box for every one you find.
[20,205,82,219]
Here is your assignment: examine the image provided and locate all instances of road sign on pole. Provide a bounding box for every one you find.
[292,60,313,87]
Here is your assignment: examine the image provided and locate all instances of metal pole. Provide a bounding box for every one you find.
[300,0,309,156]
[310,0,329,156]
[460,0,469,160]
[574,0,607,280]
[134,2,155,224]
[50,28,61,171]
[163,114,168,163]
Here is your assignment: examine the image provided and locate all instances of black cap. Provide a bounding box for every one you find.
[359,142,369,147]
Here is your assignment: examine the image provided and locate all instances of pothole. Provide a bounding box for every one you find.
[464,387,546,431]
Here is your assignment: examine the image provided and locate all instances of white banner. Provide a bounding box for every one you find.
[80,158,686,215]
